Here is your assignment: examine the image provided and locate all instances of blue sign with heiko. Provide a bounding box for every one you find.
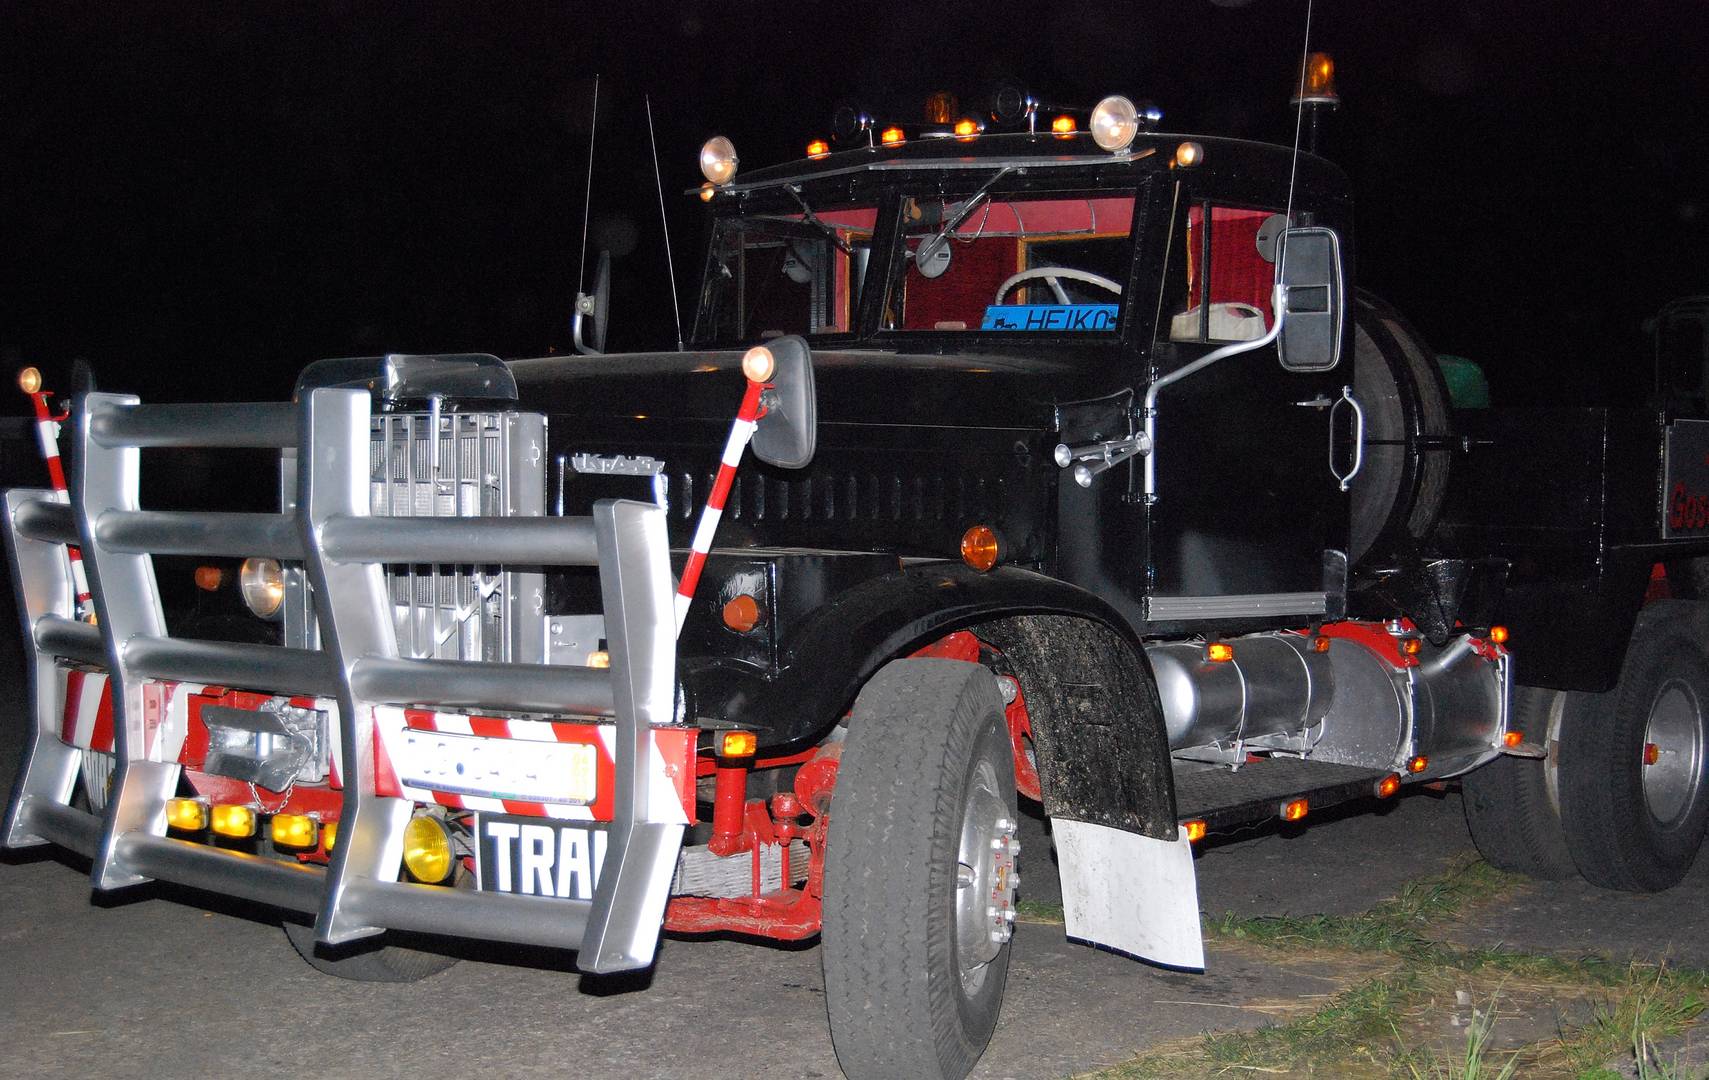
[980,304,1119,331]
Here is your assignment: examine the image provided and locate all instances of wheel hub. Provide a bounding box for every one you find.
[955,759,1019,993]
[1642,680,1706,828]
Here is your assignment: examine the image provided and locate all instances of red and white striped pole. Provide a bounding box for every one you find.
[18,368,94,619]
[674,347,775,635]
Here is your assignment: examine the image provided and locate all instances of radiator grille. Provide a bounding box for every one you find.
[370,411,546,663]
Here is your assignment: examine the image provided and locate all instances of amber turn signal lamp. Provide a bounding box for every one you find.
[720,730,758,758]
[1489,625,1509,644]
[1280,798,1309,822]
[18,367,43,395]
[880,126,905,146]
[1181,819,1207,844]
[1401,638,1422,656]
[1050,114,1076,135]
[270,813,318,849]
[1312,635,1331,653]
[1503,730,1525,749]
[722,593,762,633]
[806,139,830,159]
[166,798,209,832]
[323,820,338,851]
[210,804,257,838]
[1375,773,1402,799]
[1206,642,1235,663]
[1407,755,1429,774]
[960,525,1001,572]
[1644,742,1662,766]
[194,565,224,592]
[586,649,611,669]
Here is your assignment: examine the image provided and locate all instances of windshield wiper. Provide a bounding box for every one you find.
[782,184,853,255]
[914,165,1016,267]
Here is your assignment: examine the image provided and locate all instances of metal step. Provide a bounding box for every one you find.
[1173,757,1391,831]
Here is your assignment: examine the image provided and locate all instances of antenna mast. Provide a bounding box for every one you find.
[577,75,599,302]
[646,95,686,352]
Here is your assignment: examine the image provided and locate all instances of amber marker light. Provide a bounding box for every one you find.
[18,367,42,394]
[1206,642,1235,663]
[323,821,338,851]
[1182,819,1207,843]
[741,344,776,383]
[166,798,209,832]
[1503,730,1525,749]
[1407,755,1430,774]
[880,125,906,146]
[1644,742,1662,766]
[699,181,717,203]
[1050,114,1077,135]
[1489,625,1509,644]
[1312,635,1331,653]
[1280,798,1309,822]
[953,118,979,138]
[270,813,318,849]
[586,649,611,669]
[1401,638,1422,656]
[722,593,762,633]
[210,804,257,838]
[1173,141,1204,168]
[960,525,1001,572]
[720,730,758,758]
[194,565,224,592]
[1375,773,1402,799]
[806,139,830,159]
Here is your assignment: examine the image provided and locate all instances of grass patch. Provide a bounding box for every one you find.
[1088,860,1709,1080]
[1015,897,1065,924]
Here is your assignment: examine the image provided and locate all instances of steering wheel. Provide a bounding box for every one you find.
[994,267,1124,306]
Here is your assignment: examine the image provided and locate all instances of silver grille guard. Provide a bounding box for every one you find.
[2,388,682,974]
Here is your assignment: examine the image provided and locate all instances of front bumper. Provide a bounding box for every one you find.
[4,387,685,972]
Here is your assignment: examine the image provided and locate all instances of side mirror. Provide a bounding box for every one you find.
[750,336,817,469]
[1276,227,1344,372]
[573,250,612,355]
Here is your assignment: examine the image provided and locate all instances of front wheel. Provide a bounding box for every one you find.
[822,658,1018,1080]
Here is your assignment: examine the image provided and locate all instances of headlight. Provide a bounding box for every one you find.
[240,557,285,619]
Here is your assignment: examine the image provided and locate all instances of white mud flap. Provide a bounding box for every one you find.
[1051,818,1204,970]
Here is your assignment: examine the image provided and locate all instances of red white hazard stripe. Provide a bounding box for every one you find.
[674,377,766,633]
[26,390,93,619]
[60,669,115,752]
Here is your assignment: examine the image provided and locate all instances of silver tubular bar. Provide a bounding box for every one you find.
[320,514,600,567]
[350,656,615,715]
[2,489,86,850]
[337,878,591,949]
[95,510,303,558]
[90,402,298,449]
[34,614,105,665]
[12,499,77,546]
[113,832,325,913]
[123,636,339,697]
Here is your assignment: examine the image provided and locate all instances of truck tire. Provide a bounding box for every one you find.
[1559,615,1709,891]
[822,658,1017,1080]
[1461,686,1577,879]
[282,920,459,983]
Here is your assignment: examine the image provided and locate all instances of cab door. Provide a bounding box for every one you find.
[1139,186,1352,630]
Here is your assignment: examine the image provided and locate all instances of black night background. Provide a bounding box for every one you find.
[3,1,1706,407]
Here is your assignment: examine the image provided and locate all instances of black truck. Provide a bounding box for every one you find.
[8,84,1709,1080]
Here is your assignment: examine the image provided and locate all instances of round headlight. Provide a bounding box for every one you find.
[699,136,739,185]
[240,557,284,619]
[1090,95,1140,152]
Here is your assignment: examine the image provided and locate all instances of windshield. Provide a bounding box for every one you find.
[884,189,1136,334]
[695,204,876,341]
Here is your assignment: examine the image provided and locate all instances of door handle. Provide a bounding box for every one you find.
[1293,394,1333,409]
[1329,386,1364,492]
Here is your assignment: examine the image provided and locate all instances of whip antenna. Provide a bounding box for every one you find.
[1280,0,1315,283]
[646,95,686,351]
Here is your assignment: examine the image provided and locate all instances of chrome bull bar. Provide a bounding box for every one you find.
[3,388,681,974]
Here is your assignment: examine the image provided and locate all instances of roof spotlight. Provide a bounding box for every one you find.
[1090,95,1140,152]
[699,136,739,185]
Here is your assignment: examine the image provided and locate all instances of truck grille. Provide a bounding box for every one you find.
[370,411,546,663]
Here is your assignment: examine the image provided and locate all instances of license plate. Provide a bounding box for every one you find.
[476,812,607,901]
[396,729,598,805]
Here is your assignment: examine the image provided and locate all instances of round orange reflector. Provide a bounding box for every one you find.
[1313,635,1331,653]
[1182,819,1207,843]
[1401,638,1422,656]
[1644,742,1661,766]
[1375,773,1402,799]
[1280,798,1309,822]
[1407,755,1429,774]
[1489,625,1509,644]
[880,126,905,146]
[960,525,1001,572]
[721,730,758,758]
[1050,114,1077,134]
[722,593,762,634]
[1503,730,1525,749]
[18,367,43,395]
[806,139,830,159]
[194,565,224,592]
[1206,642,1235,663]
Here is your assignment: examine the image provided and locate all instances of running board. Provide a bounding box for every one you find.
[1173,758,1393,833]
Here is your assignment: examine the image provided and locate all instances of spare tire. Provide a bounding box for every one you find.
[1349,291,1454,566]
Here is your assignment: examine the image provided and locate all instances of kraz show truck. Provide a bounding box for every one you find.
[9,71,1709,1080]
